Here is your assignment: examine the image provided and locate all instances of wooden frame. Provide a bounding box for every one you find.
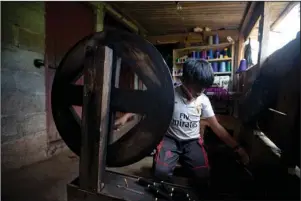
[79,46,113,192]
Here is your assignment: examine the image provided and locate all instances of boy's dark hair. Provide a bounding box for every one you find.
[182,59,214,89]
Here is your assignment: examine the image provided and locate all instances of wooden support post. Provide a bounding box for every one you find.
[239,2,258,38]
[235,2,257,93]
[234,34,244,92]
[79,45,113,193]
[257,2,271,67]
[240,2,262,41]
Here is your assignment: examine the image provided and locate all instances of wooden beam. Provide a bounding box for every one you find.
[146,32,202,45]
[80,45,113,192]
[242,2,263,40]
[203,29,239,42]
[108,2,148,36]
[270,2,299,31]
[95,3,104,32]
[257,2,272,67]
[239,2,258,35]
[88,2,139,33]
[102,3,139,33]
[146,30,238,45]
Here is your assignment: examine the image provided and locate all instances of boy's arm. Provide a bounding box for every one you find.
[200,95,238,147]
[202,116,249,164]
[202,116,239,148]
[200,95,249,164]
[114,113,135,127]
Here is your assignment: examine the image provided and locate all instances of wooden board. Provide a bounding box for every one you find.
[80,46,113,192]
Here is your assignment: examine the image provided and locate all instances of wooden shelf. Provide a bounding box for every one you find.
[176,42,233,52]
[205,91,240,96]
[173,43,235,91]
[208,58,232,62]
[214,72,232,75]
[172,72,231,77]
[175,57,232,64]
[173,74,183,77]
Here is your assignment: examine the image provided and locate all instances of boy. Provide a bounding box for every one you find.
[115,60,249,182]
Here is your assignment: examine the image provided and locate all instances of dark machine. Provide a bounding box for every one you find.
[50,28,200,201]
[49,28,300,200]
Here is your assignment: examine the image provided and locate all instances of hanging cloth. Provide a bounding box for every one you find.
[244,38,253,67]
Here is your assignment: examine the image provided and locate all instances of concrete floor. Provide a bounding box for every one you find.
[2,150,79,201]
[2,150,188,201]
[3,149,299,201]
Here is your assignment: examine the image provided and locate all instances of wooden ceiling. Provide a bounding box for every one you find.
[108,1,248,35]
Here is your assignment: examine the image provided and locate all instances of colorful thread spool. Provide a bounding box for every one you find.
[236,59,247,73]
[219,62,226,72]
[197,51,201,59]
[227,48,231,57]
[224,48,229,58]
[215,51,220,59]
[212,62,218,72]
[208,36,213,45]
[208,50,214,59]
[214,34,219,44]
[201,50,207,59]
[192,51,197,59]
[226,61,231,72]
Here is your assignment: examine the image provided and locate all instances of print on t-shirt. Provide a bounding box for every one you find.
[166,86,215,140]
[171,113,199,129]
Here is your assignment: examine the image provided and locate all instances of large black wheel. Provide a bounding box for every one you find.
[51,28,174,167]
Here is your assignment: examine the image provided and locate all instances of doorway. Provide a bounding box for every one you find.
[45,2,95,144]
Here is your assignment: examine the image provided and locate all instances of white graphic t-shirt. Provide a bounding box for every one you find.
[166,86,215,140]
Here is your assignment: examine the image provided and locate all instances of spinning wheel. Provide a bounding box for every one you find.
[51,28,174,167]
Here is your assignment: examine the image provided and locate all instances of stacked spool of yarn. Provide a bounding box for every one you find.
[208,36,213,45]
[213,34,219,44]
[208,50,214,59]
[197,51,201,59]
[212,62,218,72]
[219,62,226,72]
[226,61,231,72]
[227,48,231,57]
[192,51,197,59]
[236,59,247,73]
[215,51,220,59]
[224,48,229,58]
[201,50,207,59]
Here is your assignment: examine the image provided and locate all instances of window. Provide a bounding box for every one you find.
[267,3,300,56]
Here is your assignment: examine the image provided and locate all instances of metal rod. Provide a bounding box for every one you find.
[268,108,287,116]
[116,185,144,195]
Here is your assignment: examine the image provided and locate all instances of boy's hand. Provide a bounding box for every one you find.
[235,147,250,165]
[114,116,128,130]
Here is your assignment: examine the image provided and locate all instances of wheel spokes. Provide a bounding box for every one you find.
[111,88,154,115]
